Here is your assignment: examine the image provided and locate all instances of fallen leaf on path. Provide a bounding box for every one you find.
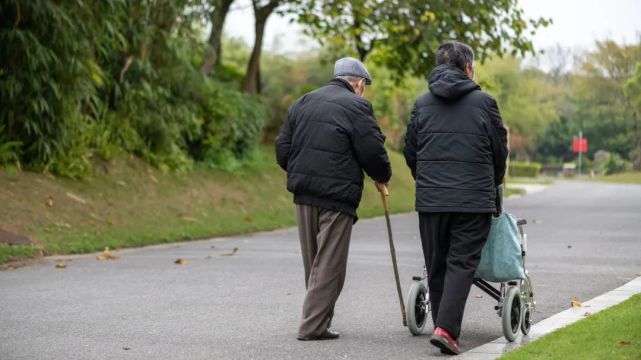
[96,247,118,260]
[221,247,238,256]
[617,340,632,346]
[532,219,542,224]
[175,258,188,266]
[46,196,54,208]
[55,263,67,269]
[583,312,592,317]
[474,294,483,299]
[6,265,16,271]
[65,192,87,204]
[570,297,582,308]
[123,346,131,350]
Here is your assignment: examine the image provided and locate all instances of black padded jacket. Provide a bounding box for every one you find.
[403,65,508,213]
[275,78,392,220]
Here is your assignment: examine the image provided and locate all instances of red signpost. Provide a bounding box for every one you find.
[572,132,588,177]
[572,137,588,153]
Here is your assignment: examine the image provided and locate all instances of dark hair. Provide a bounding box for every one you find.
[435,41,475,71]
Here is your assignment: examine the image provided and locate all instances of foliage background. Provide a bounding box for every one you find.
[1,0,640,264]
[0,0,266,177]
[0,0,639,176]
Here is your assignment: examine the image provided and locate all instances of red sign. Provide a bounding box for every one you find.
[572,137,588,153]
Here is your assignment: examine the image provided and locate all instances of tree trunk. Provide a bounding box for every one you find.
[201,0,234,76]
[356,45,368,62]
[351,9,372,62]
[242,0,279,94]
[633,112,641,171]
[242,17,266,93]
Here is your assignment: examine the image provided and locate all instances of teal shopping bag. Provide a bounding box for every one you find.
[474,190,525,282]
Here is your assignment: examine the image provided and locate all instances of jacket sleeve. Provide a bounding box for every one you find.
[275,104,296,171]
[351,101,392,184]
[487,97,509,186]
[403,104,418,180]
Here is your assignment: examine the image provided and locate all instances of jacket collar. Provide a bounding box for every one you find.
[329,78,356,94]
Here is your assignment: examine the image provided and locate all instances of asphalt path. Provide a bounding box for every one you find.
[1,181,640,359]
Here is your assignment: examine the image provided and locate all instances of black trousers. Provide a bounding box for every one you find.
[419,212,491,339]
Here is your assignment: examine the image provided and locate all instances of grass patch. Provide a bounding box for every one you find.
[588,172,641,185]
[0,145,417,263]
[1,146,527,264]
[507,177,555,185]
[0,244,41,264]
[505,187,526,197]
[501,294,641,360]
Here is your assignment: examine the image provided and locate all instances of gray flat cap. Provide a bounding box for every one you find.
[334,57,372,85]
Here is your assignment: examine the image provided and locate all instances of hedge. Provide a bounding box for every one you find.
[509,161,541,178]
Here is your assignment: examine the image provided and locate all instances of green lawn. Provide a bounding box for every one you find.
[501,294,641,360]
[589,172,641,185]
[507,177,555,185]
[1,147,525,264]
[1,146,419,264]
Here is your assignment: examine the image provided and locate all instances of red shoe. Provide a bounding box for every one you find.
[430,327,461,355]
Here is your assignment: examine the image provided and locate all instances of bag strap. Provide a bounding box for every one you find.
[495,184,504,215]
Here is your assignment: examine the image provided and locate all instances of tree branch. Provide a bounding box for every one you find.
[119,55,134,83]
[14,1,21,27]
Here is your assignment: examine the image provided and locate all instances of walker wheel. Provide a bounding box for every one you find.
[502,286,522,342]
[406,281,429,335]
[521,306,532,335]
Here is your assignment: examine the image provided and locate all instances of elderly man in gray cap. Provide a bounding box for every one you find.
[275,57,392,340]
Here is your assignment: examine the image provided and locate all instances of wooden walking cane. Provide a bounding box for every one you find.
[378,184,407,327]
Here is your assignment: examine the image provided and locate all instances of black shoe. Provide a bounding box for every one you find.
[320,329,339,339]
[297,329,340,341]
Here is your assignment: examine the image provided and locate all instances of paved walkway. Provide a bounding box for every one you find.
[1,181,640,359]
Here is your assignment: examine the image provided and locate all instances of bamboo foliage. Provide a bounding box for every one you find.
[0,0,266,176]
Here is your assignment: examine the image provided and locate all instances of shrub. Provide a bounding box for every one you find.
[595,153,632,175]
[0,124,21,166]
[509,161,541,177]
[0,1,267,176]
[0,0,106,170]
[190,80,266,170]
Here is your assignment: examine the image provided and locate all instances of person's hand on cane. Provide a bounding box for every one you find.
[375,181,389,195]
